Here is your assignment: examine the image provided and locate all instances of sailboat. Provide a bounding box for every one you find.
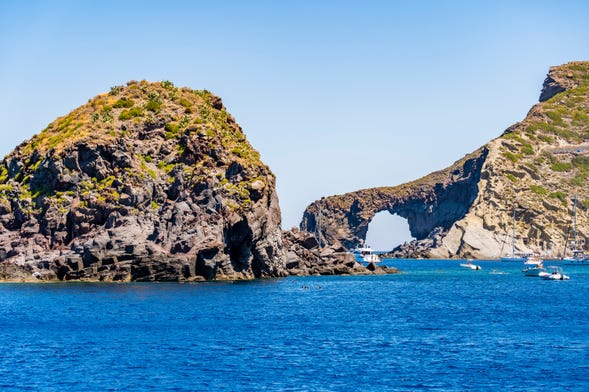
[563,196,589,265]
[500,206,531,262]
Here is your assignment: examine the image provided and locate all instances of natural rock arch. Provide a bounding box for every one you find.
[300,148,488,250]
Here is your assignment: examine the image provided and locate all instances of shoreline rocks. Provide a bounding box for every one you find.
[282,228,399,277]
[0,228,400,283]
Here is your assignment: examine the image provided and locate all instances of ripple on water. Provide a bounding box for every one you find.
[0,260,588,391]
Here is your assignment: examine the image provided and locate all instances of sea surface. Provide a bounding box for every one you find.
[1,259,588,391]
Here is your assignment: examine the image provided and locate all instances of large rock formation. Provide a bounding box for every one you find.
[301,149,488,250]
[282,228,398,276]
[0,81,287,281]
[302,61,589,259]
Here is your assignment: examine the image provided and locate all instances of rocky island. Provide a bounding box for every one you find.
[2,61,587,281]
[0,81,393,281]
[302,62,589,259]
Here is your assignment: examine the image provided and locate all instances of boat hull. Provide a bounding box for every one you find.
[354,254,381,263]
[563,258,589,265]
[523,267,545,277]
[541,273,570,280]
[500,256,528,262]
[540,266,570,280]
[460,263,482,270]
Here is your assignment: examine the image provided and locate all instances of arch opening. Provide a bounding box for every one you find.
[365,211,415,251]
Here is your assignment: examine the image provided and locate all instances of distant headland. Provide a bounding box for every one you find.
[302,61,589,260]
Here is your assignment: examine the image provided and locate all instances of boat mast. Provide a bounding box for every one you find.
[511,206,516,257]
[573,195,577,251]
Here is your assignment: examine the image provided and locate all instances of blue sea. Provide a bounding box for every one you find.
[1,259,588,391]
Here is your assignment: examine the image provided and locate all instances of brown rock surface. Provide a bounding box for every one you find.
[301,62,589,259]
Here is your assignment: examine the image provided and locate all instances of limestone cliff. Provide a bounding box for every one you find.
[302,61,589,259]
[0,81,287,281]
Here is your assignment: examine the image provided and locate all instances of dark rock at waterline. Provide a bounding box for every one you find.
[281,228,399,276]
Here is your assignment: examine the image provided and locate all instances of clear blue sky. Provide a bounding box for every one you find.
[1,1,588,249]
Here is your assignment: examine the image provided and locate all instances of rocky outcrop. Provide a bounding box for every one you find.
[302,61,589,259]
[539,63,586,102]
[282,228,398,276]
[0,81,287,281]
[301,148,488,250]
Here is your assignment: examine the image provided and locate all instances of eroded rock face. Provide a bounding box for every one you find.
[539,64,585,102]
[0,81,286,281]
[301,149,488,250]
[302,61,589,259]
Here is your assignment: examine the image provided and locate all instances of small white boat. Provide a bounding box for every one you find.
[540,266,570,280]
[563,250,589,265]
[460,261,482,270]
[351,245,381,263]
[500,253,531,263]
[522,256,546,277]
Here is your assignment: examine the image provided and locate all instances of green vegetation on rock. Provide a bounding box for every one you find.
[530,185,547,195]
[0,79,272,222]
[551,162,573,172]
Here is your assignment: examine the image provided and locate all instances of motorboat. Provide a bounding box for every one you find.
[522,256,545,277]
[351,245,381,263]
[460,261,482,270]
[539,266,570,280]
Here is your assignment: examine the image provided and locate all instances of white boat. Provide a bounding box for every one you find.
[501,253,531,263]
[460,261,482,270]
[522,256,545,277]
[564,250,589,265]
[563,196,589,265]
[500,207,531,262]
[540,266,570,280]
[351,245,381,263]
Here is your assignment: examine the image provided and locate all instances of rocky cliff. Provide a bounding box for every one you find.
[302,61,589,259]
[0,81,287,281]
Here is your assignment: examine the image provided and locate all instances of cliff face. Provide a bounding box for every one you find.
[0,81,286,281]
[302,62,589,259]
[301,149,488,250]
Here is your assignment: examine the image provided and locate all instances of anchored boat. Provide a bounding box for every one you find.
[350,245,381,263]
[539,266,570,280]
[460,260,482,270]
[522,256,545,277]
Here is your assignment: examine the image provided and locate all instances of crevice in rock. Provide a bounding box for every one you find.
[195,247,221,280]
[224,219,253,273]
